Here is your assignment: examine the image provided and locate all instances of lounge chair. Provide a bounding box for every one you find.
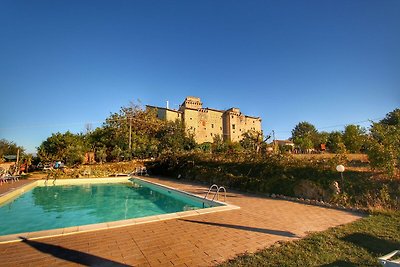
[0,173,7,185]
[129,166,148,176]
[0,173,19,185]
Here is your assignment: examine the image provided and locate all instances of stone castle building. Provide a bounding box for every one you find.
[146,96,262,143]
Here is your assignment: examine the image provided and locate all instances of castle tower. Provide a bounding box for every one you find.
[179,96,202,110]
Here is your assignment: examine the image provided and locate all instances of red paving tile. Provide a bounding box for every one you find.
[0,176,363,266]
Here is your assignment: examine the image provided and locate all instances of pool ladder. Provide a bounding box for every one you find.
[204,184,227,202]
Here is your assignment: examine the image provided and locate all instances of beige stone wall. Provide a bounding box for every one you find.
[244,117,262,133]
[206,109,224,141]
[223,109,262,142]
[165,109,182,122]
[156,108,166,120]
[147,106,182,122]
[182,108,199,138]
[224,111,244,142]
[193,109,224,143]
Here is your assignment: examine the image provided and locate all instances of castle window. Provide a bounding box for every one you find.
[190,117,192,120]
[231,116,234,118]
[211,124,214,128]
[211,133,213,136]
[232,124,235,130]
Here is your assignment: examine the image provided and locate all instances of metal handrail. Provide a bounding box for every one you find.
[204,184,219,200]
[205,184,227,202]
[213,186,226,202]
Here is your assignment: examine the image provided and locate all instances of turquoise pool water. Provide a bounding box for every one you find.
[0,179,218,236]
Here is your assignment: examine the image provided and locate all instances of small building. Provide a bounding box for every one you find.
[273,140,295,152]
[2,155,17,162]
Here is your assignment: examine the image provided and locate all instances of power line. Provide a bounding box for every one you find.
[0,113,154,131]
[317,117,383,130]
[273,117,384,134]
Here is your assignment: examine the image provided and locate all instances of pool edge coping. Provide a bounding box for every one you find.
[0,176,240,244]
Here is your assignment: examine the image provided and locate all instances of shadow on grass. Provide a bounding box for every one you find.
[179,219,298,237]
[341,233,400,255]
[319,260,357,267]
[20,237,130,266]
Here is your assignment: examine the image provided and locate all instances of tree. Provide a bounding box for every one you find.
[316,131,329,146]
[157,120,195,154]
[240,130,269,154]
[38,101,198,164]
[291,122,318,152]
[380,108,400,126]
[366,109,400,177]
[212,135,227,153]
[96,146,107,164]
[37,132,88,165]
[0,139,25,159]
[326,131,346,153]
[111,145,122,162]
[342,124,366,153]
[101,102,166,159]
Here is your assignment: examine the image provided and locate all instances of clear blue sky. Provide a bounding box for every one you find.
[0,0,399,153]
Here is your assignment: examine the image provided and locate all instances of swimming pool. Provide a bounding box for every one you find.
[0,177,235,240]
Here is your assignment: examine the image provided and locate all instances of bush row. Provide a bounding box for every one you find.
[146,152,400,211]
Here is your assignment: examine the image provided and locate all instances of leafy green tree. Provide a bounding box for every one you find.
[38,101,198,164]
[101,102,167,159]
[291,122,318,151]
[366,109,400,177]
[111,145,122,162]
[65,145,85,165]
[212,135,227,153]
[343,124,366,153]
[326,131,346,153]
[0,139,25,159]
[156,120,195,154]
[96,146,107,164]
[380,108,400,125]
[37,131,88,165]
[316,131,329,146]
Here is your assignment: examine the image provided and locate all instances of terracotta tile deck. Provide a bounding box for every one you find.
[0,177,363,266]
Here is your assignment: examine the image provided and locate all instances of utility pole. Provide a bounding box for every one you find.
[128,116,132,151]
[272,130,277,153]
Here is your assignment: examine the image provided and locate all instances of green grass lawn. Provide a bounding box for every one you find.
[220,211,400,267]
